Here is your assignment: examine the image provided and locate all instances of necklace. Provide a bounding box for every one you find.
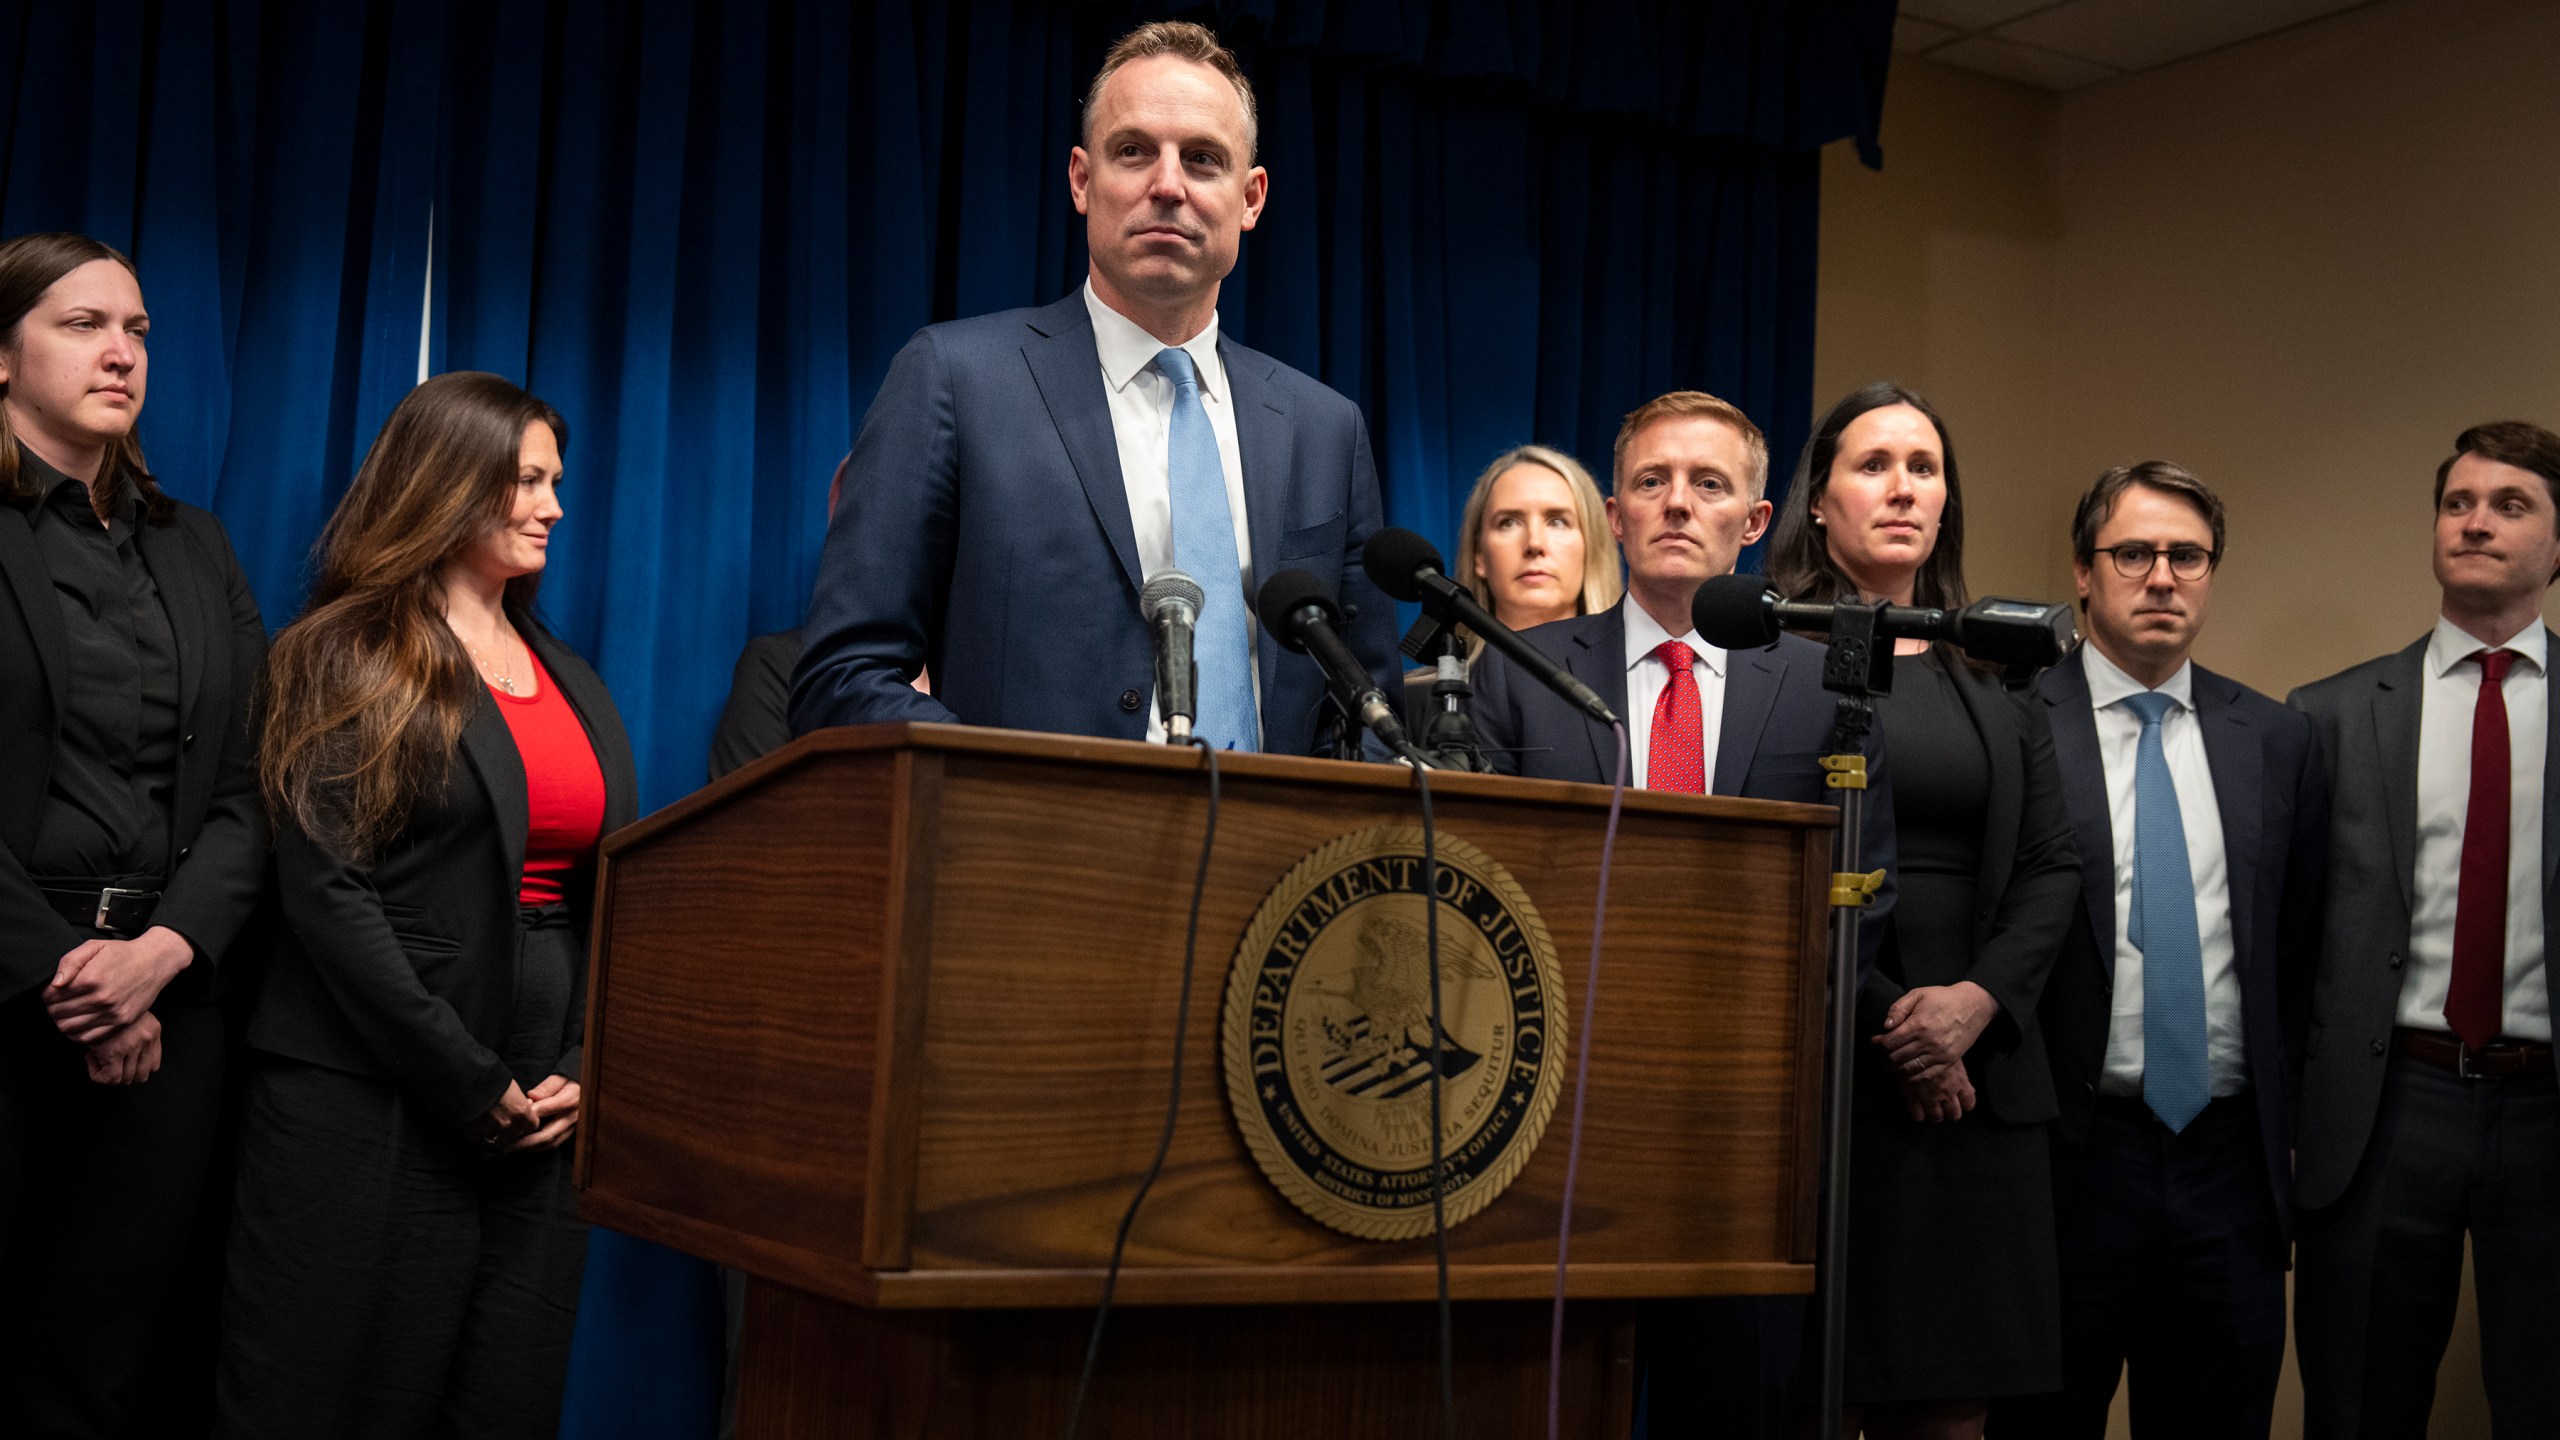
[462,632,523,694]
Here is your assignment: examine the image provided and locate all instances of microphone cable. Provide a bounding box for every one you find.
[1546,721,1631,1440]
[1063,737,1220,1440]
[1405,748,1460,1440]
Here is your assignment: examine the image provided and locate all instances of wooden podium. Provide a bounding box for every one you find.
[578,723,1833,1438]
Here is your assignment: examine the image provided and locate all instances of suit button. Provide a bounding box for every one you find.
[2081,1080,2095,1097]
[2388,952,2403,970]
[2370,1038,2387,1057]
[1118,689,1143,713]
[177,846,191,861]
[182,732,195,748]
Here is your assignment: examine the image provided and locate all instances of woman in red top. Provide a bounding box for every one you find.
[217,372,635,1440]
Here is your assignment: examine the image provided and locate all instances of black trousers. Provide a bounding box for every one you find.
[2295,1054,2560,1438]
[1635,1296,1806,1439]
[1989,1093,2287,1439]
[0,978,229,1440]
[213,1059,587,1440]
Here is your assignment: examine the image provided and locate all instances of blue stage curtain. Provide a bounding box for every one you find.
[2,3,1890,1436]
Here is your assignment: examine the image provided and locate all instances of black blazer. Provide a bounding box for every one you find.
[245,615,637,1130]
[0,491,268,1003]
[1467,602,1898,973]
[2037,650,2328,1233]
[709,628,799,782]
[2288,632,2560,1210]
[1859,653,2081,1126]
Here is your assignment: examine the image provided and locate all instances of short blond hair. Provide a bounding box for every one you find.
[1082,21,1258,163]
[1612,391,1769,499]
[1451,445,1622,661]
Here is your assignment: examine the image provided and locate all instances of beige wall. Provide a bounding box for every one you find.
[1815,1,2560,1434]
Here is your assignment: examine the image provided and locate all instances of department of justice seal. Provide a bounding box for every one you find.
[1221,825,1566,1240]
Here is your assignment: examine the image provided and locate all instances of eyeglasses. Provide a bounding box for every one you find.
[2090,542,2217,581]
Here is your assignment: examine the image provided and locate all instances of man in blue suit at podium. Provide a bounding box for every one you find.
[790,20,1398,750]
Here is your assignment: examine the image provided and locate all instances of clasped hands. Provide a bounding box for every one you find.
[1874,981,1999,1124]
[45,925,195,1086]
[467,1075,583,1154]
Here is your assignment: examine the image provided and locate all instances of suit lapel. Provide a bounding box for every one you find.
[1223,340,1293,701]
[1021,297,1141,598]
[2045,651,2117,976]
[1569,607,1630,782]
[2370,637,2427,916]
[134,518,211,725]
[1945,660,2023,932]
[1712,643,1785,796]
[459,691,529,886]
[0,501,71,720]
[2194,666,2262,984]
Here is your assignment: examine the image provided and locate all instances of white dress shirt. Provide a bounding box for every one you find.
[2406,615,2552,1041]
[2084,648,2245,1098]
[1083,281,1260,744]
[1622,598,1727,790]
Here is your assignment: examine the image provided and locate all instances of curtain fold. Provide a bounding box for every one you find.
[0,3,1891,1433]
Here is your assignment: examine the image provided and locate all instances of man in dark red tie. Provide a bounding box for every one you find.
[2289,420,2560,1436]
[1469,391,1894,1438]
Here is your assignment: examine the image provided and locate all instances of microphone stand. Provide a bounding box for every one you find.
[1814,602,1890,1440]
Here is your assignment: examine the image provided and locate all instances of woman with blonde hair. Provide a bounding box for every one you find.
[1449,443,1621,657]
[217,371,635,1440]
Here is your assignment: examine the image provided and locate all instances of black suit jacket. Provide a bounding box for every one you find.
[1858,653,2081,1125]
[2288,631,2560,1210]
[709,629,799,782]
[2036,650,2328,1232]
[245,615,637,1129]
[1467,602,1898,976]
[0,491,268,1003]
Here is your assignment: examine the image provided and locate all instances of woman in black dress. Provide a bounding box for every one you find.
[1767,382,2079,1438]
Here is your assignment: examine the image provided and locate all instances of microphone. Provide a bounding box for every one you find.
[1252,568,1415,755]
[1361,528,1620,727]
[1690,573,2076,671]
[1139,570,1205,743]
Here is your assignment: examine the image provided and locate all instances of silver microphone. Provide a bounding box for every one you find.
[1139,570,1206,743]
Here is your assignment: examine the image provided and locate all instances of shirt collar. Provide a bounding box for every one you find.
[1622,595,1727,678]
[2427,613,2549,680]
[1083,278,1224,401]
[2084,643,2194,715]
[16,444,133,527]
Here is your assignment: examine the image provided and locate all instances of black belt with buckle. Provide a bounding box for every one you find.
[39,882,165,937]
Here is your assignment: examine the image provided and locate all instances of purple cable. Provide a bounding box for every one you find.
[1546,720,1630,1439]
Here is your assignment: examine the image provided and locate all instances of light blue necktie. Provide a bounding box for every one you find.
[2123,690,2207,1133]
[1156,345,1256,751]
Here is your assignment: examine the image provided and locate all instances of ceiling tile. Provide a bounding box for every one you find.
[1894,15,1966,52]
[1997,0,2373,72]
[1899,0,2067,30]
[1929,33,2122,90]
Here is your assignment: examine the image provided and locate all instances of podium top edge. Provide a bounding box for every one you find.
[609,720,1837,857]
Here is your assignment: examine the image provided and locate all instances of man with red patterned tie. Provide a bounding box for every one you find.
[1469,391,1894,1439]
[2289,421,2560,1437]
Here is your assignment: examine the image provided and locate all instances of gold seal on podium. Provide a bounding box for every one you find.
[1222,824,1567,1241]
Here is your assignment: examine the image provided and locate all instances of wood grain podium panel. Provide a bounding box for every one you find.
[581,724,1832,1310]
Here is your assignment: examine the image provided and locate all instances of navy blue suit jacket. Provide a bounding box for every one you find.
[2036,649,2328,1236]
[1467,602,1897,977]
[789,291,1399,752]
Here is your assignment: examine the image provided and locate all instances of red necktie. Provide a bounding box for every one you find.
[2448,648,2516,1049]
[1648,640,1704,794]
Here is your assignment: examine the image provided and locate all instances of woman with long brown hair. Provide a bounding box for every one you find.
[1767,382,2078,1439]
[216,371,635,1440]
[0,230,269,1437]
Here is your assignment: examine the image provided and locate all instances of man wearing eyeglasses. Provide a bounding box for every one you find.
[1994,462,2329,1437]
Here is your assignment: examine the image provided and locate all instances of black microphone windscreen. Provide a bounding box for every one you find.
[1360,527,1446,603]
[1253,568,1338,650]
[1691,573,1782,649]
[1139,569,1205,621]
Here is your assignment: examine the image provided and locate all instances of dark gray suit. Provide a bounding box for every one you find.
[2289,631,2560,1436]
[1993,650,2326,1437]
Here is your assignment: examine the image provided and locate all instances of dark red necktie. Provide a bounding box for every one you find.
[1648,640,1704,794]
[2447,648,2516,1049]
